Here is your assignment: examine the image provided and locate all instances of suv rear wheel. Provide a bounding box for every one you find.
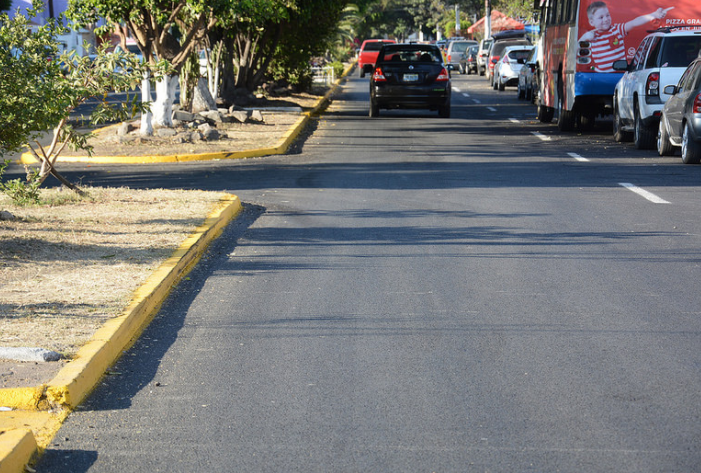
[634,102,656,149]
[613,97,633,142]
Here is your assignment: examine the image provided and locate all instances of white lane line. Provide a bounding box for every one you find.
[531,131,551,141]
[453,87,461,92]
[462,92,471,97]
[619,183,670,204]
[487,107,497,112]
[568,152,590,162]
[473,98,481,104]
[509,118,520,123]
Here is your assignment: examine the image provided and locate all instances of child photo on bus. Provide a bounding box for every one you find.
[578,1,674,72]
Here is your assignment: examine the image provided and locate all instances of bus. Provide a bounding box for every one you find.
[535,0,698,131]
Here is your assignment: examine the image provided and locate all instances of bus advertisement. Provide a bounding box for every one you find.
[536,0,701,131]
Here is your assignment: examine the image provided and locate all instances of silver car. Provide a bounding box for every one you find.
[657,57,701,163]
[494,46,534,92]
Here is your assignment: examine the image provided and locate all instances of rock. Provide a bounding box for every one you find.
[250,110,264,123]
[173,110,195,122]
[0,210,16,221]
[156,128,177,138]
[116,122,130,136]
[0,347,62,362]
[199,110,223,123]
[231,110,251,123]
[191,131,203,142]
[191,77,217,113]
[202,128,220,141]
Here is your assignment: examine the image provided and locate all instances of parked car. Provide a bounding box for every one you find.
[494,45,534,91]
[445,39,478,74]
[358,39,397,78]
[517,44,539,101]
[461,45,479,75]
[369,43,451,118]
[613,28,701,149]
[657,56,701,163]
[486,32,531,86]
[476,38,493,76]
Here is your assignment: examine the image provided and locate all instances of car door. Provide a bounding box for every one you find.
[618,36,653,122]
[665,61,700,139]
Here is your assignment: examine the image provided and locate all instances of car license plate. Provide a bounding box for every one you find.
[403,73,419,82]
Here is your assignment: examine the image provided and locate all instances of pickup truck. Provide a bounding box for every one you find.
[358,39,396,77]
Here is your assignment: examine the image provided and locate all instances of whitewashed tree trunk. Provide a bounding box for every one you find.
[153,75,179,128]
[140,72,153,136]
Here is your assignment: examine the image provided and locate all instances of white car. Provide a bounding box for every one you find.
[494,46,534,92]
[613,29,701,149]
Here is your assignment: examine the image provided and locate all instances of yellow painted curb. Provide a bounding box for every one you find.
[0,386,46,411]
[0,429,36,473]
[45,193,242,409]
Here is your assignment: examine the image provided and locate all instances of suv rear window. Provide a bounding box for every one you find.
[659,36,701,68]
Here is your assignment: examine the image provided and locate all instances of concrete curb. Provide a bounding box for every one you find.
[0,194,242,472]
[1,62,354,472]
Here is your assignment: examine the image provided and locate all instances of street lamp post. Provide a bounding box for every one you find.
[485,0,491,38]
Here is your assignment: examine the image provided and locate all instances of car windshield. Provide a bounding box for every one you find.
[381,48,442,63]
[660,36,701,68]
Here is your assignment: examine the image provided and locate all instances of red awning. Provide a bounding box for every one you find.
[467,10,525,34]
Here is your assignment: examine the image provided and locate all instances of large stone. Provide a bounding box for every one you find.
[173,110,195,122]
[231,110,251,123]
[191,77,217,113]
[199,110,223,123]
[0,347,62,362]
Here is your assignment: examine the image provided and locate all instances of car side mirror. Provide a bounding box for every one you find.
[663,84,678,95]
[612,59,629,71]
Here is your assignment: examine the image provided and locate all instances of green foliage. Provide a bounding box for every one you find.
[329,61,344,79]
[0,160,42,205]
[0,1,69,155]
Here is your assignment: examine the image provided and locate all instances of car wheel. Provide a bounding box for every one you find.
[557,97,576,132]
[537,104,554,123]
[657,117,675,156]
[613,97,633,142]
[498,77,505,91]
[369,99,379,118]
[517,82,524,100]
[439,101,451,118]
[633,103,655,149]
[359,67,365,78]
[681,122,701,164]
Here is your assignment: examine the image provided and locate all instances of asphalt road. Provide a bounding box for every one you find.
[32,73,701,472]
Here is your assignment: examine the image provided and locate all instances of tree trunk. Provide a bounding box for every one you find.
[140,72,153,136]
[153,75,179,128]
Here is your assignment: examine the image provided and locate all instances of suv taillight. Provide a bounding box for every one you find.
[373,68,386,82]
[694,93,701,113]
[436,68,450,81]
[646,72,660,96]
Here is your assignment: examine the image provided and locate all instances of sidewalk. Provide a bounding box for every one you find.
[0,64,352,473]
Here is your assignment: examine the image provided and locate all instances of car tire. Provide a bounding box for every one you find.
[634,103,656,150]
[498,78,505,91]
[517,82,525,100]
[359,67,365,78]
[613,98,633,142]
[537,104,554,123]
[557,97,576,132]
[369,100,379,118]
[681,122,701,164]
[657,117,675,156]
[439,101,451,118]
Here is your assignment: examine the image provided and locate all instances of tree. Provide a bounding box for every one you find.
[0,1,151,198]
[67,0,223,133]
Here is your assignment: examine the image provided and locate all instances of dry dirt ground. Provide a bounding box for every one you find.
[0,89,328,389]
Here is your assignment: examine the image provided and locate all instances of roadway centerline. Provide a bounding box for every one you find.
[487,107,497,112]
[619,183,671,204]
[531,131,551,141]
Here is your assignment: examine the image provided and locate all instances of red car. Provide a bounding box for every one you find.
[358,39,396,77]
